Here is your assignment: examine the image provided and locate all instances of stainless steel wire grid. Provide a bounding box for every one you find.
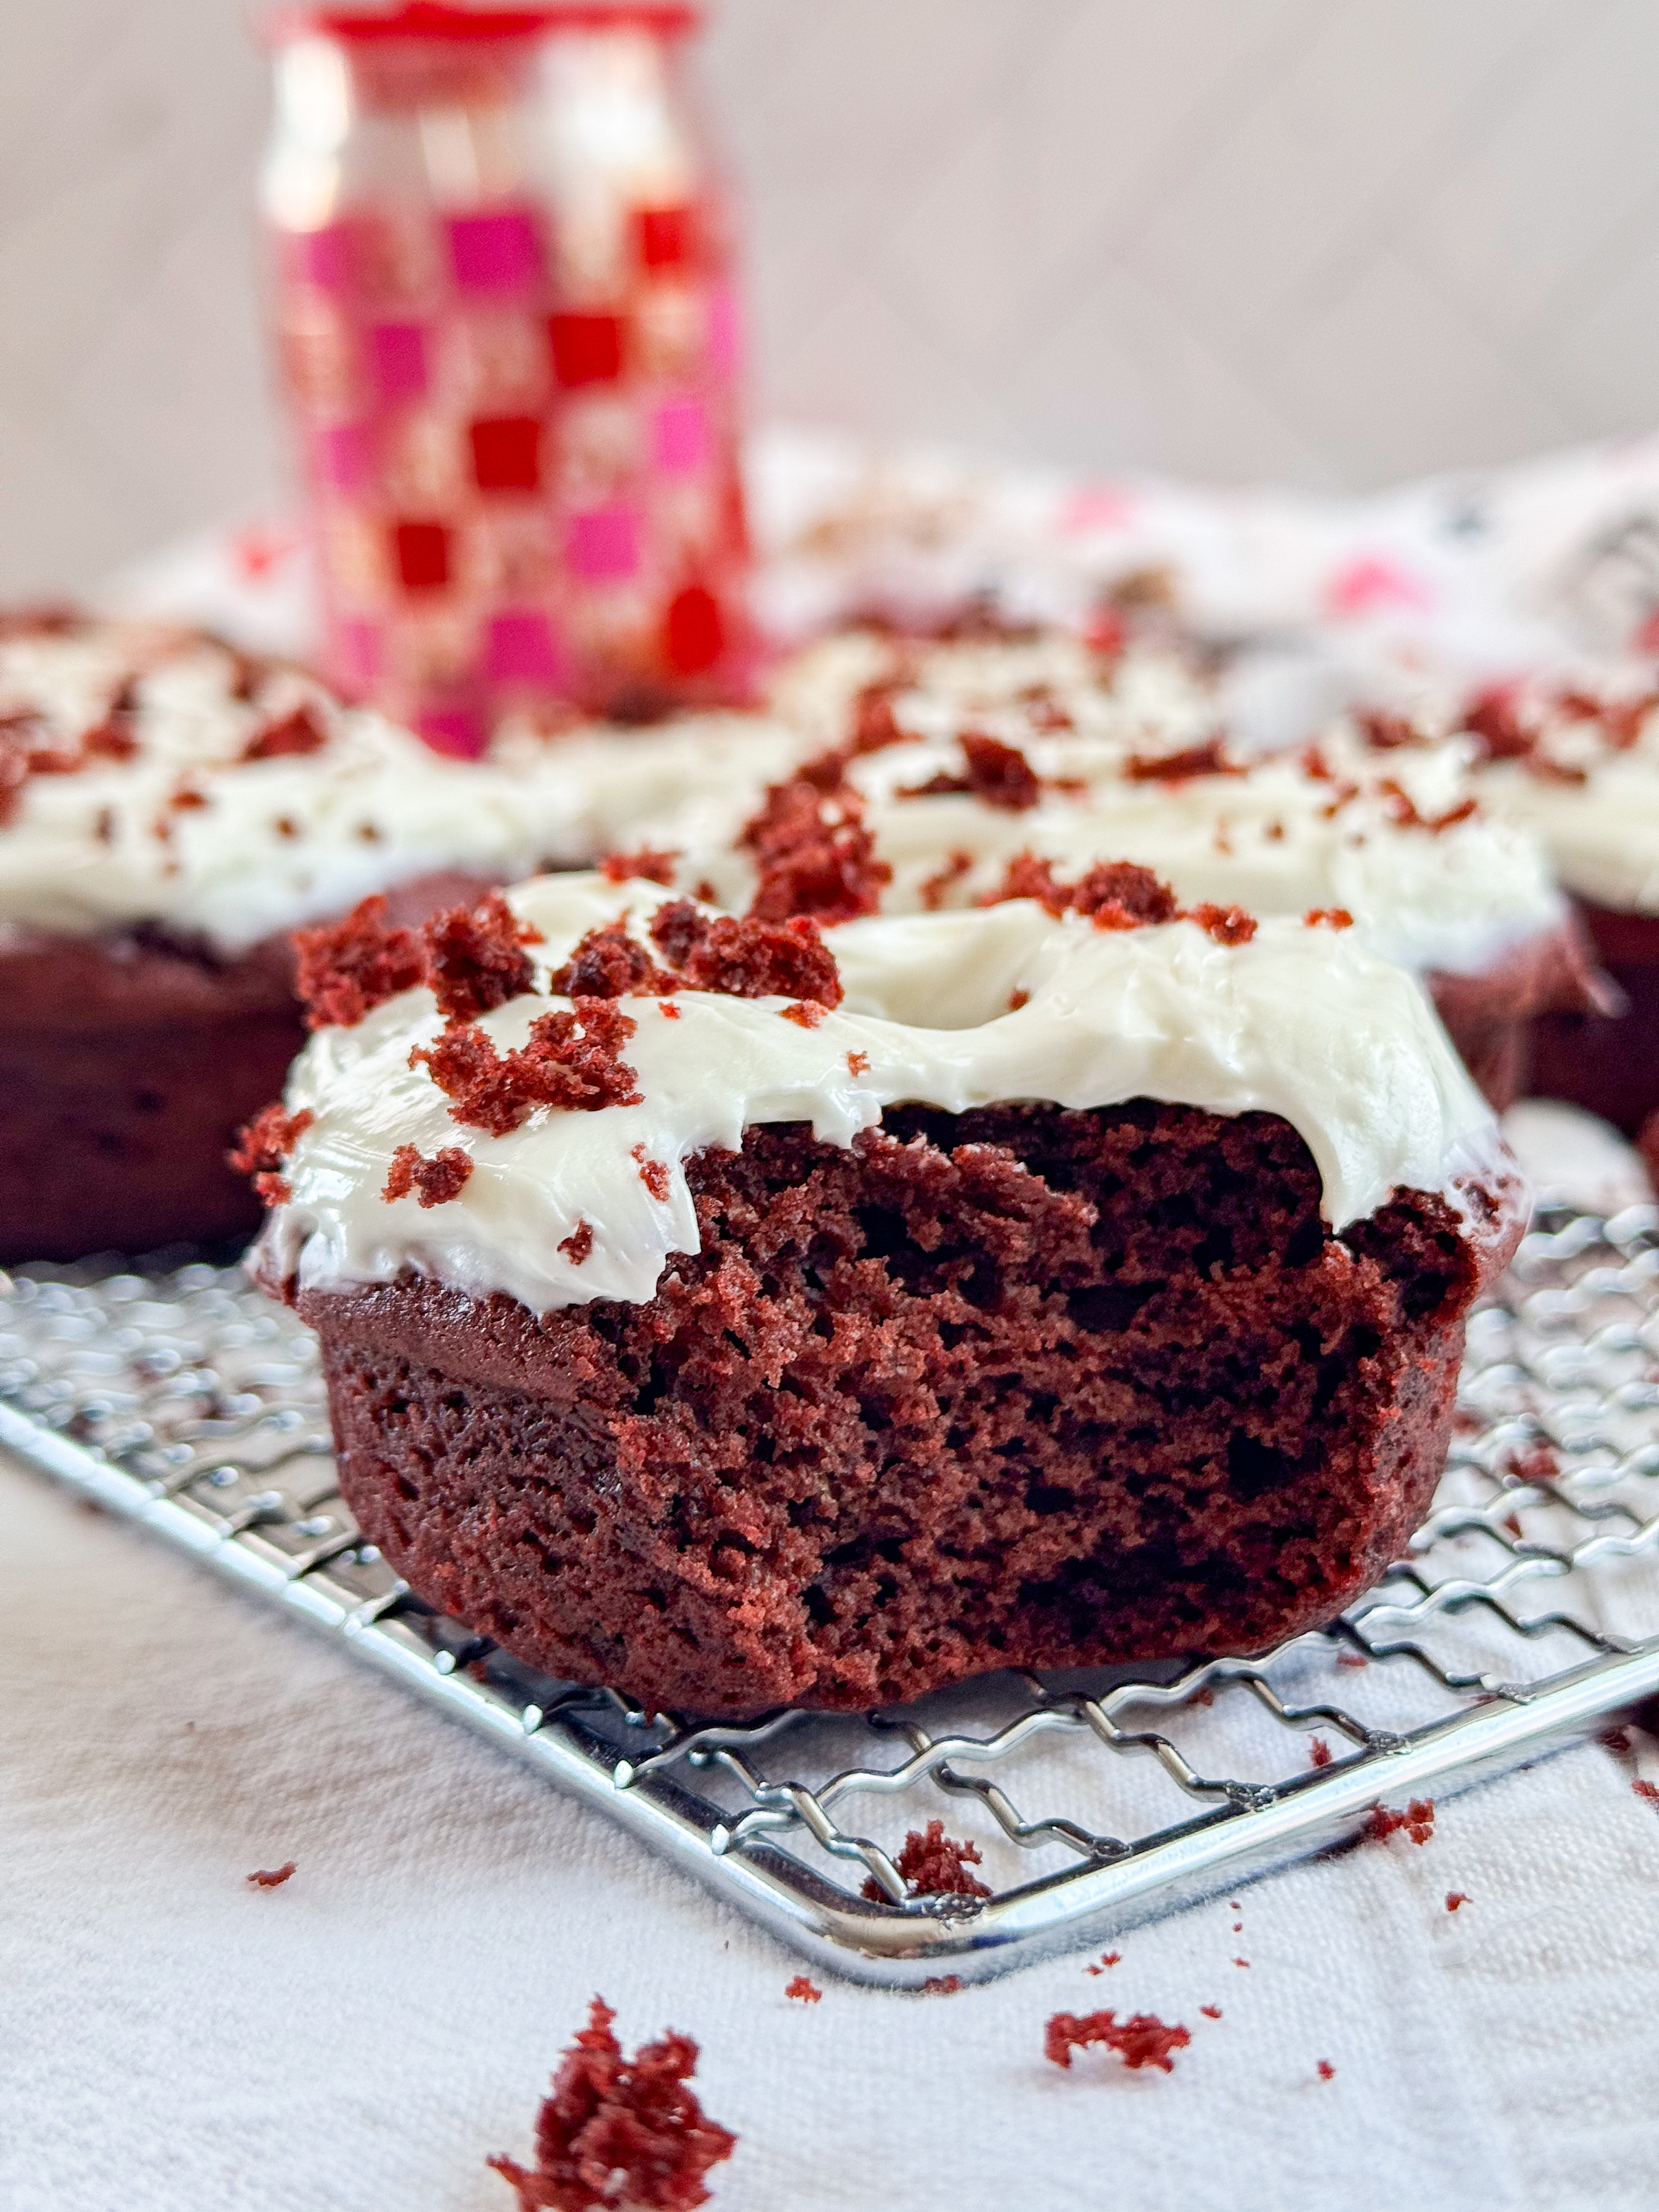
[4,1201,1659,1987]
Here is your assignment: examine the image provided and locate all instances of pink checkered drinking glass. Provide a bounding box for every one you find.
[257,2,752,753]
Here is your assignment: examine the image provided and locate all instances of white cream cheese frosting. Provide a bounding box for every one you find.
[1466,682,1659,916]
[258,871,1515,1318]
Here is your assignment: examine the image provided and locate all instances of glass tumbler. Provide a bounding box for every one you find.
[258,2,752,751]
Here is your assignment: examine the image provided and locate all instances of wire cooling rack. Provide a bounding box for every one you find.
[4,1204,1659,1987]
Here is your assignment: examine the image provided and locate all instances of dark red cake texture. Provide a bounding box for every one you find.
[489,1996,735,2212]
[0,869,495,1262]
[295,1095,1516,1719]
[1528,901,1659,1136]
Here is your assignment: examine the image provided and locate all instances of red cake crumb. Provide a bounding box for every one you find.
[919,1976,963,1996]
[382,1143,473,1209]
[1356,709,1422,752]
[414,1001,641,1133]
[559,1218,595,1266]
[861,1821,991,1903]
[1633,1779,1659,1807]
[1084,1952,1122,1976]
[930,731,1042,811]
[1044,2009,1191,2075]
[601,847,680,887]
[228,1102,315,1206]
[1309,1737,1334,1768]
[648,901,844,1008]
[1200,2005,1222,2021]
[1376,779,1479,835]
[294,894,427,1029]
[1186,902,1257,946]
[849,684,910,756]
[488,1996,736,2212]
[1317,2060,1335,2082]
[1305,907,1354,930]
[740,768,891,924]
[1336,1651,1369,1669]
[658,1001,680,1019]
[633,1147,672,1201]
[1233,1959,1250,1969]
[918,848,974,909]
[1367,1797,1436,1846]
[846,1050,870,1076]
[784,1977,821,2005]
[1446,1891,1470,1912]
[985,853,1180,928]
[780,999,825,1027]
[548,923,679,1001]
[1125,736,1240,783]
[242,703,328,760]
[247,1861,296,1888]
[1008,988,1030,1011]
[424,892,540,1022]
[1460,684,1534,761]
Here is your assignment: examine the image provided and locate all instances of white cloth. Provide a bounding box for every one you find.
[4,1108,1658,2212]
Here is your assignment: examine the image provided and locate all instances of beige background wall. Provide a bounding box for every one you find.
[5,0,1659,591]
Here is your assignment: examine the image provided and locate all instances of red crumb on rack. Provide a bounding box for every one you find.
[1084,1952,1122,1976]
[242,703,328,760]
[1367,1798,1436,1846]
[919,1975,963,1996]
[1045,2010,1191,2074]
[1233,1959,1250,1970]
[1633,1779,1659,1807]
[228,1102,314,1207]
[424,892,540,1022]
[861,1821,991,1903]
[246,1861,296,1889]
[1446,1892,1470,1912]
[488,1996,736,2212]
[414,1001,640,1132]
[559,1219,594,1266]
[548,923,679,1001]
[785,1977,821,2005]
[846,1049,870,1076]
[601,846,681,886]
[1317,2060,1335,2082]
[1199,2005,1222,2021]
[294,893,426,1028]
[648,900,844,1007]
[1124,736,1241,783]
[1309,1737,1334,1768]
[381,1143,473,1209]
[1336,1651,1369,1669]
[1305,907,1354,930]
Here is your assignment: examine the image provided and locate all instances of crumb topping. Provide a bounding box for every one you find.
[246,1861,297,1889]
[1045,2010,1191,2074]
[414,1001,642,1133]
[632,1144,671,1200]
[1305,907,1354,929]
[487,1995,737,2212]
[648,900,844,1007]
[1125,736,1240,783]
[425,891,541,1022]
[294,895,426,1029]
[242,703,328,761]
[560,1218,595,1265]
[229,1102,316,1207]
[784,1977,821,2005]
[382,1143,473,1208]
[548,922,680,1000]
[739,764,891,924]
[900,731,1042,812]
[600,846,681,886]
